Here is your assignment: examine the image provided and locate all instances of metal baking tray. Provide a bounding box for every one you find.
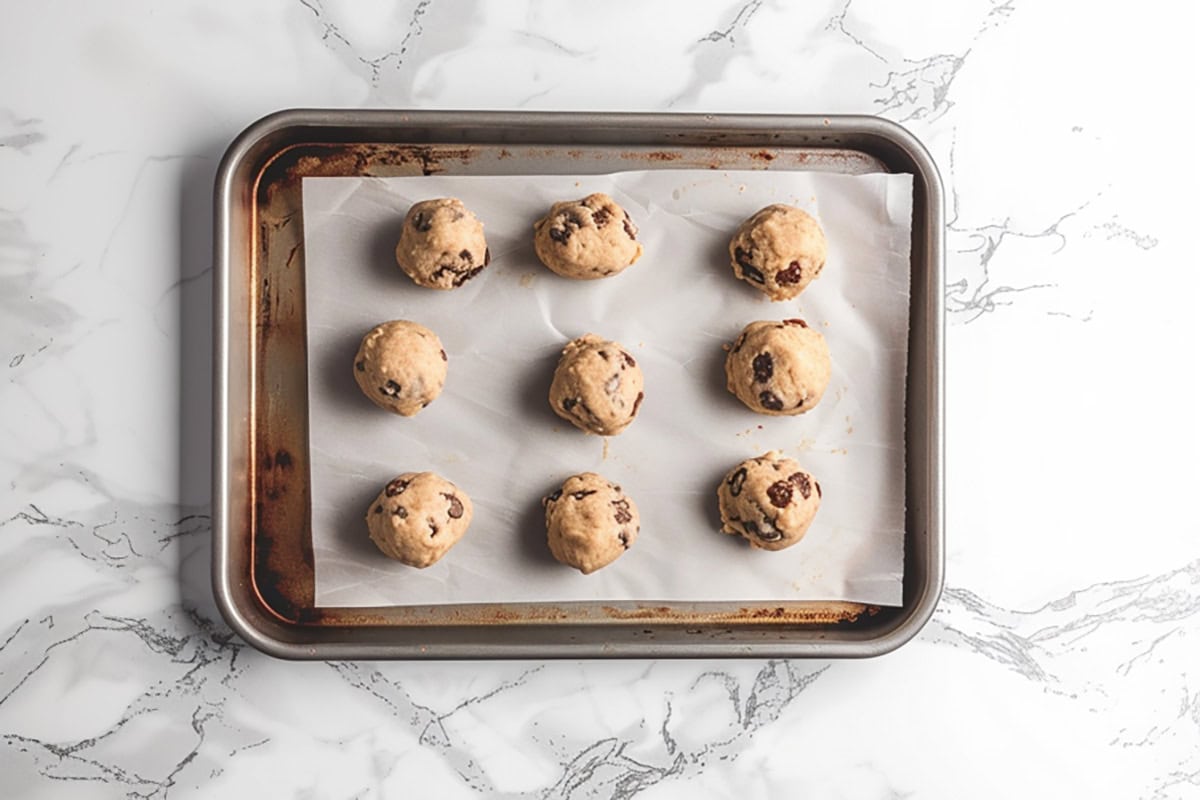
[213,109,943,659]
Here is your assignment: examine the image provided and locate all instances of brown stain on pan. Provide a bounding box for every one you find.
[278,605,872,629]
[248,141,326,624]
[260,447,295,501]
[622,150,683,162]
[253,503,305,622]
[601,602,870,626]
[601,605,673,620]
[252,442,315,623]
[257,142,482,208]
[292,604,873,628]
[285,601,870,629]
[300,604,576,626]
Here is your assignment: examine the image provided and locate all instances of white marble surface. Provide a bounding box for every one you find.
[2,1,1197,796]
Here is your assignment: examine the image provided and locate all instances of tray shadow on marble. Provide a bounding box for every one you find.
[176,143,225,630]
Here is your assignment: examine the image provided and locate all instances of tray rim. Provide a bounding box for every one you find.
[213,108,945,659]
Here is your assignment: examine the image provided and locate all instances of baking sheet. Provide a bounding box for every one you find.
[302,168,913,607]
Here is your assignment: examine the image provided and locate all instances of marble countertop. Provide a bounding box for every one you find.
[3,1,1197,796]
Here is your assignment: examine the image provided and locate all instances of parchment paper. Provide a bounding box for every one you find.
[302,168,913,607]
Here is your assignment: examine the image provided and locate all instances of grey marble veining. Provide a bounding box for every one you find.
[1,0,1197,796]
[3,492,1196,796]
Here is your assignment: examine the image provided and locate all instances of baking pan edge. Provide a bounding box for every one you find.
[212,109,945,659]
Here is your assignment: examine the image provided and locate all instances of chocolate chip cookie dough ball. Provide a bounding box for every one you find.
[543,473,639,574]
[396,198,490,289]
[533,193,642,279]
[729,204,827,301]
[549,334,645,436]
[725,319,830,416]
[353,320,447,416]
[366,472,473,568]
[717,452,821,551]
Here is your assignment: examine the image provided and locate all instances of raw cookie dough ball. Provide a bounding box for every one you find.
[729,204,827,301]
[549,334,645,436]
[395,198,490,289]
[366,472,473,568]
[725,319,830,416]
[543,473,639,574]
[533,193,643,279]
[717,451,821,551]
[353,320,448,416]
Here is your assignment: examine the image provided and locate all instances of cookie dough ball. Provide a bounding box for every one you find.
[353,320,447,416]
[366,472,473,568]
[725,319,830,416]
[395,198,490,289]
[533,193,643,279]
[549,334,645,436]
[543,473,639,574]
[729,204,827,301]
[717,451,821,551]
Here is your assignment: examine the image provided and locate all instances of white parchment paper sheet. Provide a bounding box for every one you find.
[302,168,913,607]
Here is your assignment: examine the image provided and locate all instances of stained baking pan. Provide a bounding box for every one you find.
[213,109,944,659]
